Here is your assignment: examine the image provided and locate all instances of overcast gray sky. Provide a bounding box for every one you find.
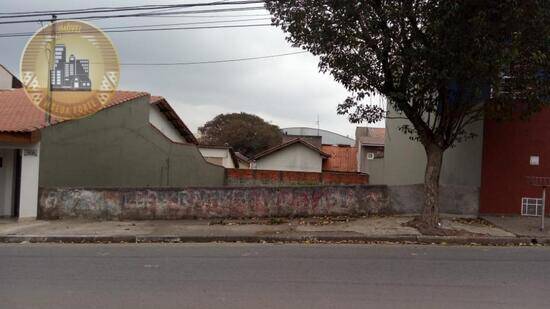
[0,0,384,138]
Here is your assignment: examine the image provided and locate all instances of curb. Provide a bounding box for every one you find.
[0,234,549,246]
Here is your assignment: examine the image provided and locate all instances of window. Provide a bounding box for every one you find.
[367,153,375,160]
[521,197,543,216]
[530,155,540,166]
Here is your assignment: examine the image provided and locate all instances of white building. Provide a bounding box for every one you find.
[281,127,355,146]
[199,145,238,169]
[0,88,216,219]
[253,138,330,173]
[0,64,22,90]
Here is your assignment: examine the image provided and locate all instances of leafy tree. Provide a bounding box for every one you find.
[198,112,282,157]
[266,0,550,229]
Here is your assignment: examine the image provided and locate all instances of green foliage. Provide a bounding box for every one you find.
[198,112,282,157]
[266,0,550,150]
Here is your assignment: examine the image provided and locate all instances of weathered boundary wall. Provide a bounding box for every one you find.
[38,185,389,220]
[226,169,369,187]
[388,184,480,216]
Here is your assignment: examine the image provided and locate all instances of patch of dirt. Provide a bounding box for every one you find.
[298,216,355,226]
[452,217,495,227]
[208,216,362,226]
[208,218,290,226]
[404,217,488,237]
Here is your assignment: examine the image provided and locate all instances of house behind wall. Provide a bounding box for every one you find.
[39,94,225,188]
[355,127,385,175]
[252,138,335,173]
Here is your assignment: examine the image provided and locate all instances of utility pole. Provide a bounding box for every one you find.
[542,186,546,231]
[46,14,57,125]
[316,114,320,136]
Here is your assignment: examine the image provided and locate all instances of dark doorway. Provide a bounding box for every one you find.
[12,149,21,218]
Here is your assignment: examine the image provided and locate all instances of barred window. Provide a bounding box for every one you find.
[521,197,543,216]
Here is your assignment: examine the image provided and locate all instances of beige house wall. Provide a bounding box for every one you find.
[254,143,323,173]
[370,105,484,187]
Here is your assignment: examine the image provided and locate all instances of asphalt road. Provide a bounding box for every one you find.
[1,243,549,309]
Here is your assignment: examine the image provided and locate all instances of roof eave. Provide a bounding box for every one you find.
[0,130,41,144]
[153,98,198,145]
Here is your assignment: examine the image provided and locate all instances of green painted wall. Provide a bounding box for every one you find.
[39,96,225,188]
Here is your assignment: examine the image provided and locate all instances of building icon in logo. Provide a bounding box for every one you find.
[50,44,92,91]
[22,20,119,119]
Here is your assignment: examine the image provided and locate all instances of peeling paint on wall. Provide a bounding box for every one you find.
[38,185,390,220]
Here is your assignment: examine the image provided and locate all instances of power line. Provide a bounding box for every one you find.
[140,13,271,18]
[96,17,270,29]
[0,23,273,38]
[118,51,308,66]
[0,18,270,37]
[0,1,264,19]
[0,6,267,25]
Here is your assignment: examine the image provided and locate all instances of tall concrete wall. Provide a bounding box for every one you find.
[366,158,385,184]
[39,186,390,220]
[388,184,479,216]
[372,105,484,187]
[367,105,484,213]
[255,143,323,172]
[39,96,225,188]
[38,184,478,220]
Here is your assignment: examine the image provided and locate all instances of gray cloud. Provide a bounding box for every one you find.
[0,0,384,138]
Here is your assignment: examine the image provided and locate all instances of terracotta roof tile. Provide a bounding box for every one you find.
[0,89,147,133]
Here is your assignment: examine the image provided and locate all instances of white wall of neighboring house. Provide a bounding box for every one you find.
[0,149,15,217]
[254,143,323,172]
[238,160,250,169]
[0,66,14,90]
[0,143,40,219]
[148,105,185,143]
[199,148,236,168]
[18,144,40,219]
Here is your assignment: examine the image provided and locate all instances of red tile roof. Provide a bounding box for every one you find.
[254,138,331,160]
[0,89,148,133]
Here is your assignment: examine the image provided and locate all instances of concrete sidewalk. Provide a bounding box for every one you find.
[483,215,550,237]
[1,215,541,245]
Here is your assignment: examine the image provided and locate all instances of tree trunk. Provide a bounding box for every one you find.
[421,144,444,228]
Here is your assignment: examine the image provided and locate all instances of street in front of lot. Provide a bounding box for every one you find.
[1,243,549,309]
